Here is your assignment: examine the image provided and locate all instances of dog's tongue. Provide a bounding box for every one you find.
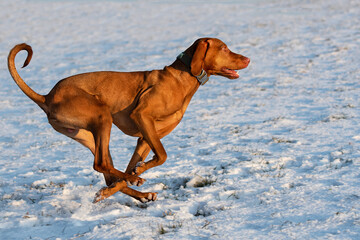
[223,68,239,78]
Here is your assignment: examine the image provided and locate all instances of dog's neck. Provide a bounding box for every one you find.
[163,59,202,100]
[176,52,209,85]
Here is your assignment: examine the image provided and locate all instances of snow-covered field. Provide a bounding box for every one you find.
[1,0,360,239]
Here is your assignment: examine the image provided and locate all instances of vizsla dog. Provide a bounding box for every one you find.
[8,38,250,203]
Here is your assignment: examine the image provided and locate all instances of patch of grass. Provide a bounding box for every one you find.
[157,221,183,235]
[202,220,211,229]
[158,224,167,235]
[322,113,349,122]
[30,181,65,190]
[272,137,296,144]
[228,191,240,199]
[194,204,211,217]
[193,177,216,188]
[169,221,183,229]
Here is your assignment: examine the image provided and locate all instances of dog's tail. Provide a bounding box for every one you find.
[8,43,47,110]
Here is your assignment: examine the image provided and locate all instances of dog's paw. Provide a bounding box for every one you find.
[93,181,127,203]
[132,162,146,176]
[126,175,145,187]
[93,187,110,203]
[140,192,158,203]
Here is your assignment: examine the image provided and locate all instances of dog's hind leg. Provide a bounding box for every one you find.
[49,123,118,186]
[47,90,156,202]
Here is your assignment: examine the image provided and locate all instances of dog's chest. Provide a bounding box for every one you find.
[154,109,184,137]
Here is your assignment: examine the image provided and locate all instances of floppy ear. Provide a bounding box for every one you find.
[190,40,209,76]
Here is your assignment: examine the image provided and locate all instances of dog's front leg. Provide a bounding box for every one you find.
[130,112,167,176]
[91,116,145,186]
[90,110,158,202]
[125,137,151,177]
[91,123,157,203]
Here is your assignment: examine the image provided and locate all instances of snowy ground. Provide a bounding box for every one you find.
[1,0,360,239]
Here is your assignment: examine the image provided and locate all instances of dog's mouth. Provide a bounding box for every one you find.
[220,67,240,79]
[218,56,250,79]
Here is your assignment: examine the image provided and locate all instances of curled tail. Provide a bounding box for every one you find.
[8,43,46,110]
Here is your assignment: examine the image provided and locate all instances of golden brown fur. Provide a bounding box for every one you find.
[8,38,250,202]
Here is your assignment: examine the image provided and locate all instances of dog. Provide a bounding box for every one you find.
[8,38,250,203]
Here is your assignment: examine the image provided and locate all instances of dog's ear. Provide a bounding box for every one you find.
[190,40,209,77]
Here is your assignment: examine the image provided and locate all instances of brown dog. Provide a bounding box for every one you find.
[8,38,250,203]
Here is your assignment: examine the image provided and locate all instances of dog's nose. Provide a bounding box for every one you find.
[242,57,250,67]
[244,57,250,64]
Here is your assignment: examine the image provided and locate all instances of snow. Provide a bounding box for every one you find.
[1,0,360,239]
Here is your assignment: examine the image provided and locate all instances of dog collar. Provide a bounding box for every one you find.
[177,52,209,85]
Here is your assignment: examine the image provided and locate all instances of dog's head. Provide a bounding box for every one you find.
[187,38,250,80]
